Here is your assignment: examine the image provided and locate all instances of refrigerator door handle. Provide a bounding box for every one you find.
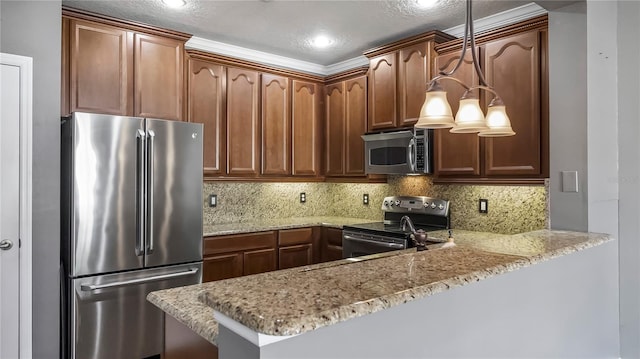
[135,129,146,257]
[146,129,155,254]
[80,268,199,292]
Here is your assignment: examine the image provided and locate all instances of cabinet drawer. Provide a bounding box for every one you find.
[279,244,313,270]
[203,231,277,256]
[278,227,313,246]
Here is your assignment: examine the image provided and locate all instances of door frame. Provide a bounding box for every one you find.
[1,52,33,358]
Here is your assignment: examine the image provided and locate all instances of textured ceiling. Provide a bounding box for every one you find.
[62,0,565,66]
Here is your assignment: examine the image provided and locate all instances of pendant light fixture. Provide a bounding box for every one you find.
[415,0,515,137]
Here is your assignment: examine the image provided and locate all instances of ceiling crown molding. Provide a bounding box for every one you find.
[186,2,547,76]
[443,2,547,38]
[186,37,330,76]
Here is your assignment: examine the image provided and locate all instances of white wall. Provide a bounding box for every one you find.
[0,1,61,358]
[615,1,640,357]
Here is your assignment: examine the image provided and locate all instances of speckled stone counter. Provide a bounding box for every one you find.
[203,216,374,237]
[148,229,612,343]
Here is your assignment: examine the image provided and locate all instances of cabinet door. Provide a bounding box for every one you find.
[398,42,430,127]
[279,244,313,270]
[368,53,397,130]
[344,76,367,176]
[187,59,226,176]
[69,19,133,115]
[243,248,277,275]
[292,80,321,176]
[261,74,290,175]
[483,31,541,176]
[227,67,260,175]
[202,252,243,282]
[134,33,184,121]
[433,49,481,176]
[325,82,345,176]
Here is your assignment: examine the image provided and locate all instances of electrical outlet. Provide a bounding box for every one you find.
[300,192,306,203]
[363,193,369,205]
[209,194,217,208]
[479,199,488,213]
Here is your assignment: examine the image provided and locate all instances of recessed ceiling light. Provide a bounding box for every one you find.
[309,35,334,49]
[415,0,439,9]
[162,0,186,9]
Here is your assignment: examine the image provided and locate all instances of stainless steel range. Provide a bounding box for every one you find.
[342,196,450,258]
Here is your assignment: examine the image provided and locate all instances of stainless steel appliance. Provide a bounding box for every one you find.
[343,196,450,258]
[61,112,203,359]
[361,129,433,175]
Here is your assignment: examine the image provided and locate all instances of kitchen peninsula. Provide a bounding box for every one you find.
[149,229,619,358]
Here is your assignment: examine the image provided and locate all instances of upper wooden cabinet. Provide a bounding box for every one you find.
[325,74,368,177]
[68,19,133,116]
[261,74,291,176]
[432,16,549,183]
[291,80,322,176]
[433,49,481,177]
[187,58,226,177]
[134,33,184,121]
[61,8,190,119]
[227,67,260,176]
[364,31,455,131]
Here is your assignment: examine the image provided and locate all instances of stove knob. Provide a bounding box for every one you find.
[430,203,437,209]
[383,200,389,207]
[423,202,430,207]
[388,201,394,206]
[395,200,401,206]
[438,204,444,210]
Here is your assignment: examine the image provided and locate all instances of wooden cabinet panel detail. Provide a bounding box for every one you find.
[434,49,481,176]
[261,74,291,175]
[292,81,321,176]
[187,59,226,176]
[483,31,541,176]
[278,227,313,246]
[321,227,343,262]
[398,42,430,127]
[69,19,133,115]
[344,76,367,175]
[325,83,345,176]
[227,67,260,175]
[368,53,397,130]
[279,244,313,270]
[202,253,242,282]
[134,33,183,121]
[244,248,277,275]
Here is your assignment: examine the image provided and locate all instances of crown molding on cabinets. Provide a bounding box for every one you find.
[443,2,547,38]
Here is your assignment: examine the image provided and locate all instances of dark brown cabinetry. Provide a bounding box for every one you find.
[325,74,368,177]
[292,81,322,176]
[261,74,291,176]
[278,227,314,269]
[227,67,260,176]
[364,32,454,131]
[61,8,189,119]
[202,231,277,282]
[433,19,548,183]
[187,59,226,177]
[321,227,343,262]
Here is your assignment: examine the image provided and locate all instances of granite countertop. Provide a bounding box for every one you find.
[147,229,612,344]
[203,216,375,237]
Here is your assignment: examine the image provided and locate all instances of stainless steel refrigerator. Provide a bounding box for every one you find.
[61,112,203,359]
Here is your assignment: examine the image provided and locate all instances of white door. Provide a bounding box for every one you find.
[0,53,32,359]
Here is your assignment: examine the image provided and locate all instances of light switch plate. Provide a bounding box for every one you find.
[479,199,488,213]
[209,194,217,207]
[561,171,579,192]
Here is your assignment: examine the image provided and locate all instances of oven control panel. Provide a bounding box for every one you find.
[381,196,449,216]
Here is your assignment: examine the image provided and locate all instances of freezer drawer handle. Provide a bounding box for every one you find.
[80,268,199,291]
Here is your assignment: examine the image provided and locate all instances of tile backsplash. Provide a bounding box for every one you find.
[203,176,549,235]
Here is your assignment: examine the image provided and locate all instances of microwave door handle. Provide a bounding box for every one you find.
[408,138,416,172]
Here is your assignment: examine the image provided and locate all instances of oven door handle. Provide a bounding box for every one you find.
[343,234,406,249]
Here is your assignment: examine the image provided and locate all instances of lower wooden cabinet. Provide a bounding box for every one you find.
[164,315,218,359]
[278,227,315,269]
[321,227,343,262]
[203,231,277,282]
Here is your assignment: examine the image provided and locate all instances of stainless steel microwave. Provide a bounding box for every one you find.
[361,129,433,175]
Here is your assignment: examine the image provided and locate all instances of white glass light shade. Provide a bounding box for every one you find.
[415,90,455,129]
[478,105,515,137]
[450,98,487,133]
